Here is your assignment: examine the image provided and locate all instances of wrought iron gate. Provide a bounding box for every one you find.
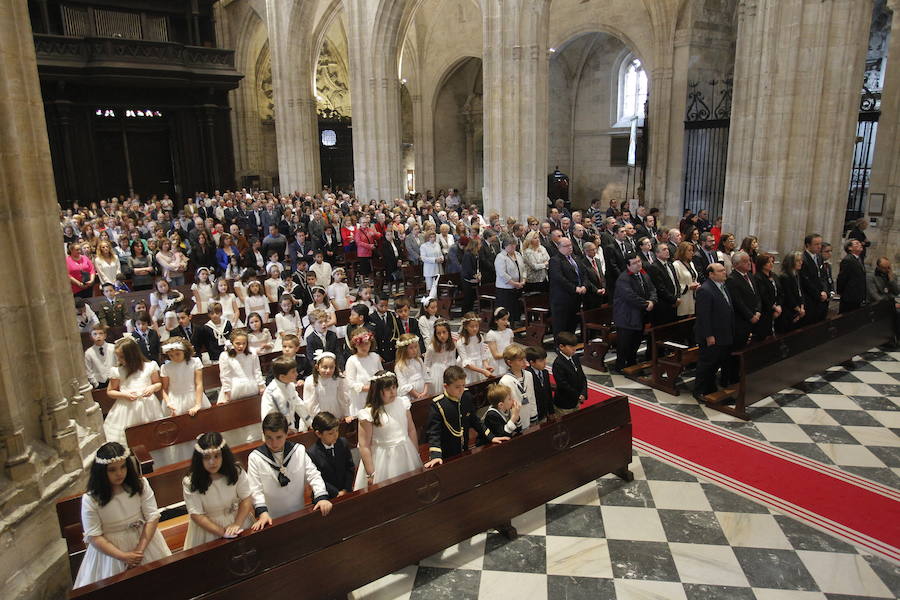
[682,79,732,218]
[846,87,881,225]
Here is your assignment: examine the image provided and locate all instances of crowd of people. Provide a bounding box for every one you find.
[62,188,899,587]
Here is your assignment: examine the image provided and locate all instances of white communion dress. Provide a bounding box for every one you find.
[181,470,253,550]
[103,362,164,445]
[353,395,422,490]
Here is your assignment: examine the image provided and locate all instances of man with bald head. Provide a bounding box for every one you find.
[693,262,735,400]
[726,251,761,369]
[549,237,587,335]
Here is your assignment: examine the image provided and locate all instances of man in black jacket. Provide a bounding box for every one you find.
[579,242,607,310]
[647,244,679,326]
[800,233,829,323]
[693,232,721,283]
[548,238,587,334]
[725,251,761,363]
[836,239,867,313]
[693,263,735,399]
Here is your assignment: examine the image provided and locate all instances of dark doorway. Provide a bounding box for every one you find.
[319,117,354,191]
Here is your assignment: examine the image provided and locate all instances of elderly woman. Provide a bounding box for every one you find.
[420,230,444,293]
[405,223,423,265]
[522,230,550,294]
[67,242,97,298]
[437,223,454,258]
[673,241,700,317]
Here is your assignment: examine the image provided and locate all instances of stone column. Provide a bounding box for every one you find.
[481,0,551,221]
[343,0,404,202]
[411,92,435,195]
[867,0,900,264]
[723,0,873,259]
[265,0,321,194]
[0,1,103,597]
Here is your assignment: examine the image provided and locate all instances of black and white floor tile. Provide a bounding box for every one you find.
[349,451,899,599]
[585,346,900,491]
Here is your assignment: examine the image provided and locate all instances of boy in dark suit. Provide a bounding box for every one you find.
[266,334,312,386]
[307,412,355,499]
[394,298,427,355]
[131,311,161,361]
[338,304,375,369]
[305,308,340,363]
[482,383,523,438]
[526,345,554,421]
[97,283,126,328]
[552,331,587,416]
[369,293,400,359]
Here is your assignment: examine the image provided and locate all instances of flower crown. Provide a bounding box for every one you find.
[396,335,419,349]
[461,314,481,324]
[371,371,396,381]
[95,446,131,465]
[352,331,374,345]
[194,435,227,455]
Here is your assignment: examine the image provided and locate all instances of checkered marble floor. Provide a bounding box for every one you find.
[350,450,900,600]
[582,346,900,492]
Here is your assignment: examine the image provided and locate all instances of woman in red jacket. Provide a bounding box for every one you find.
[354,214,381,284]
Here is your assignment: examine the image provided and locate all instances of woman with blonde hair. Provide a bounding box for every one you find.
[94,240,122,286]
[673,241,700,317]
[522,230,550,294]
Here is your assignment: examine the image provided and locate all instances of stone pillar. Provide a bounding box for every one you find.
[645,65,679,220]
[0,2,103,598]
[867,0,900,264]
[481,0,551,221]
[723,0,872,259]
[344,0,404,202]
[266,0,321,194]
[411,92,435,195]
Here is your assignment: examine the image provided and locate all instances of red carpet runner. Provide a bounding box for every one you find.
[583,384,900,562]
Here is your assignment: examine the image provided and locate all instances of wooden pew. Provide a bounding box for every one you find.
[67,396,633,600]
[579,305,615,371]
[126,395,264,472]
[702,302,895,420]
[623,317,697,395]
[60,378,500,578]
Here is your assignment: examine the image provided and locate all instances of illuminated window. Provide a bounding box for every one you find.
[97,108,163,118]
[616,56,648,125]
[321,130,337,147]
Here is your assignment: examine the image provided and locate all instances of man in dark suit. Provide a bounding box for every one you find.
[693,263,735,399]
[307,413,355,499]
[612,254,656,371]
[693,232,721,283]
[548,238,587,335]
[725,251,761,368]
[647,244,679,326]
[800,233,829,323]
[820,242,835,298]
[288,230,315,273]
[579,242,607,310]
[836,239,867,313]
[479,229,501,285]
[666,228,682,261]
[608,224,630,275]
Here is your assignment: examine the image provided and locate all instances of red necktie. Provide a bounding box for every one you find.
[405,321,409,333]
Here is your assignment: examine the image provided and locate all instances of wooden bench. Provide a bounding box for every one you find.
[67,395,632,599]
[623,317,697,395]
[702,302,895,419]
[579,305,615,371]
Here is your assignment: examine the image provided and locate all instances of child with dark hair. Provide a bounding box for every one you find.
[248,412,332,530]
[485,307,515,376]
[424,319,457,394]
[344,327,384,417]
[552,331,587,415]
[303,351,350,421]
[160,336,207,417]
[423,365,507,469]
[526,345,555,421]
[354,371,422,489]
[97,282,126,327]
[76,297,100,333]
[217,329,265,404]
[307,412,355,499]
[181,432,253,549]
[130,311,161,361]
[73,443,171,588]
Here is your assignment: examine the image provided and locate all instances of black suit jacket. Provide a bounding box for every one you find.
[526,366,555,419]
[725,270,762,337]
[799,252,825,308]
[552,354,587,410]
[693,248,720,283]
[173,324,198,346]
[368,310,401,358]
[548,254,584,308]
[694,279,734,345]
[305,330,340,364]
[608,241,629,273]
[647,261,679,325]
[613,270,656,332]
[836,254,867,307]
[193,320,233,361]
[133,329,161,362]
[426,391,492,460]
[307,439,354,498]
[578,255,606,309]
[479,241,499,283]
[396,316,427,355]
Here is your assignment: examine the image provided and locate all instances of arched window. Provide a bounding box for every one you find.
[616,56,648,126]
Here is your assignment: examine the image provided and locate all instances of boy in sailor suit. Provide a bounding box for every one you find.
[248,412,332,530]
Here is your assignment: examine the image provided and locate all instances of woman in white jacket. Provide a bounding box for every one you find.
[420,230,444,293]
[522,231,550,294]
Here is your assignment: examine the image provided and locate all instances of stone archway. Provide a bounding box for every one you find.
[433,57,483,203]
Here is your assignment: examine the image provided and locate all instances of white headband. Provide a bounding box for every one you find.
[313,349,336,362]
[371,371,396,381]
[162,342,184,353]
[95,446,131,465]
[194,436,226,455]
